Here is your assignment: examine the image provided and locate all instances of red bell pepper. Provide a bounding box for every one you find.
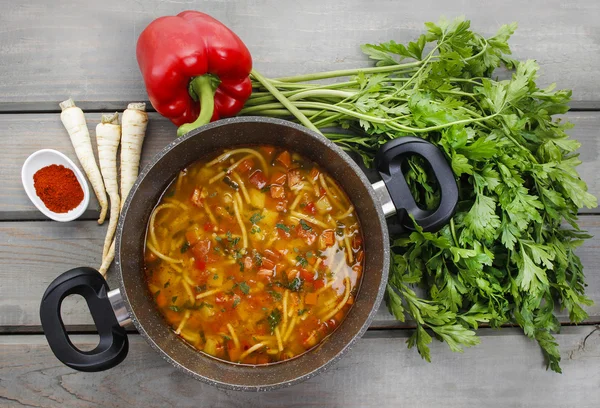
[136,11,253,136]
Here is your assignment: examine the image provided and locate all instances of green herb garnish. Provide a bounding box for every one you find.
[267,308,282,333]
[296,255,308,268]
[288,277,303,292]
[299,219,312,231]
[169,305,180,312]
[250,212,265,224]
[276,223,290,233]
[180,241,190,253]
[164,280,170,288]
[239,282,250,295]
[171,296,178,303]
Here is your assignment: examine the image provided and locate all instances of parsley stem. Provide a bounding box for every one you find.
[251,69,322,134]
[271,64,422,83]
[450,218,459,247]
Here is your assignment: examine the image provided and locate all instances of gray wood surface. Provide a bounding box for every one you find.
[1,328,599,407]
[0,0,599,109]
[1,216,599,331]
[1,112,599,220]
[2,0,600,406]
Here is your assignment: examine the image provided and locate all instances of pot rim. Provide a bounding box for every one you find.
[114,116,390,391]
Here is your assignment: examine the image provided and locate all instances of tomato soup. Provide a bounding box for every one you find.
[144,146,363,364]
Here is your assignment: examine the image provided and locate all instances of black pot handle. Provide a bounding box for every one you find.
[375,136,458,232]
[39,267,128,372]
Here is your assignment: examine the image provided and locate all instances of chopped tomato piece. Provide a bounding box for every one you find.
[275,200,288,212]
[261,257,275,270]
[206,253,220,264]
[270,171,287,185]
[236,158,255,174]
[270,185,285,199]
[305,292,318,305]
[145,251,157,263]
[257,269,274,279]
[356,250,364,263]
[257,355,270,365]
[191,188,203,207]
[263,249,281,261]
[309,167,320,181]
[249,170,267,189]
[203,222,214,232]
[275,151,292,168]
[194,259,206,271]
[313,279,325,290]
[185,229,202,246]
[319,187,327,196]
[305,202,316,215]
[287,169,302,189]
[296,224,317,246]
[191,239,211,260]
[299,268,315,282]
[347,294,355,305]
[352,235,363,250]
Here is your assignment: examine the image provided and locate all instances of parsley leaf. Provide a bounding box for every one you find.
[299,219,312,231]
[276,223,290,233]
[267,309,282,333]
[239,282,250,295]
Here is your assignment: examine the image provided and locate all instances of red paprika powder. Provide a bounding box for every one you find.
[33,164,84,213]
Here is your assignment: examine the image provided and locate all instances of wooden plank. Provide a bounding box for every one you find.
[1,216,600,331]
[0,328,599,407]
[0,0,599,109]
[1,111,599,220]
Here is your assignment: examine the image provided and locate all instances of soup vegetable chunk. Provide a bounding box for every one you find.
[144,146,364,365]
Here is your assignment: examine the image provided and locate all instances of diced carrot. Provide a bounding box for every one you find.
[191,188,203,207]
[305,292,318,305]
[309,167,320,181]
[237,158,255,174]
[260,146,275,158]
[307,255,317,265]
[270,171,287,185]
[261,257,275,270]
[245,355,258,365]
[287,268,299,280]
[228,347,242,362]
[185,229,202,246]
[156,292,168,308]
[191,239,211,259]
[287,169,302,189]
[249,170,267,189]
[270,185,285,199]
[321,230,335,247]
[275,151,292,168]
[356,250,364,263]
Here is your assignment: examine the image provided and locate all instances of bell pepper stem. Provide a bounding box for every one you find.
[177,75,216,137]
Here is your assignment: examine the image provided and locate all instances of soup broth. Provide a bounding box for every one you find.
[144,146,363,365]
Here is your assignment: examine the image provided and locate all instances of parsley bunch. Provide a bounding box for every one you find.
[246,17,597,372]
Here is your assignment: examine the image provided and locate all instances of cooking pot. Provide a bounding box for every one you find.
[40,117,457,390]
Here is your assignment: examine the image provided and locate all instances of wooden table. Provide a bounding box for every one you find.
[1,1,599,406]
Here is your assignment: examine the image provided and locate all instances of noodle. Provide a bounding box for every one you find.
[182,280,195,303]
[344,234,354,264]
[231,172,250,204]
[163,198,189,210]
[206,149,268,172]
[334,206,355,220]
[233,196,248,248]
[149,203,180,249]
[239,342,266,361]
[321,277,351,321]
[227,323,240,350]
[318,174,345,211]
[289,192,304,211]
[275,327,284,351]
[283,315,297,342]
[196,287,224,299]
[146,242,183,264]
[282,290,289,333]
[290,211,330,229]
[235,191,245,214]
[175,310,191,334]
[315,279,335,295]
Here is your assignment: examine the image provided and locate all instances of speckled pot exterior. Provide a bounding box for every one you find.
[114,117,389,391]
